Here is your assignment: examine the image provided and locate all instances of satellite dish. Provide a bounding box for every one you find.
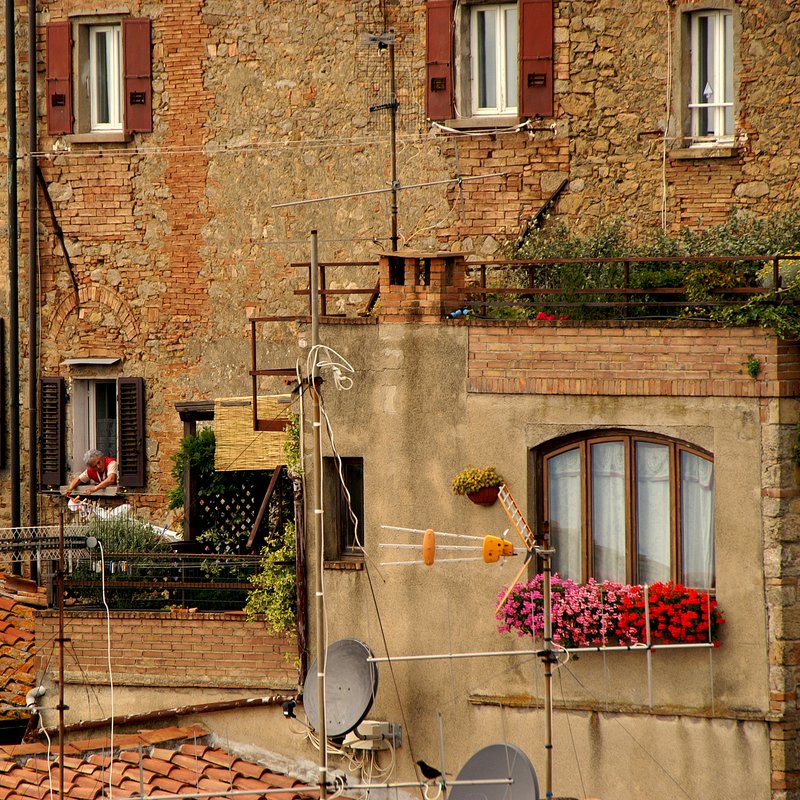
[449,743,539,800]
[303,639,378,737]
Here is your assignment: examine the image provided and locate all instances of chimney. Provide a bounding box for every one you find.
[377,250,467,323]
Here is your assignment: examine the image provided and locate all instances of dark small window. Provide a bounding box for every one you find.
[389,257,405,286]
[324,456,365,558]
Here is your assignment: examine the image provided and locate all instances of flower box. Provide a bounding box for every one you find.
[496,575,724,649]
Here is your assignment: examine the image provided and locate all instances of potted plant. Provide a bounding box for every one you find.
[452,466,504,506]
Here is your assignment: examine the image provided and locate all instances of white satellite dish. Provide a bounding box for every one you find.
[449,743,540,800]
[303,639,379,738]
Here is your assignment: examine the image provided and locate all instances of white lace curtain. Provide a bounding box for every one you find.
[547,441,714,587]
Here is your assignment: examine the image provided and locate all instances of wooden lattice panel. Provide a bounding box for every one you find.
[214,396,290,472]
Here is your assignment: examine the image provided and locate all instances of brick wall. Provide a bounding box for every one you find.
[35,611,298,690]
[466,322,800,398]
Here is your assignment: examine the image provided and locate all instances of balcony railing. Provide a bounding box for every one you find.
[287,254,797,321]
[59,552,265,612]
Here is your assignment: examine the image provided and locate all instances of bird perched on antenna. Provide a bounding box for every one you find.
[416,760,445,782]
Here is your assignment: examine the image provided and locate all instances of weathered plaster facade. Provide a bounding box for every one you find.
[291,302,798,800]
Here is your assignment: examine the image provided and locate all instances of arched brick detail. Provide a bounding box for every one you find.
[49,286,140,345]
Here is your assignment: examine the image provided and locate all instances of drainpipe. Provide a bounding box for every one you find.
[27,0,37,529]
[6,0,22,542]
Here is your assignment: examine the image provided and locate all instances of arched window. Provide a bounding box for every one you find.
[541,432,714,588]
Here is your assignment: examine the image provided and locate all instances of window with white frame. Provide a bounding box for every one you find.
[688,9,734,143]
[72,379,118,469]
[470,3,518,115]
[542,432,715,588]
[86,24,123,131]
[46,17,152,137]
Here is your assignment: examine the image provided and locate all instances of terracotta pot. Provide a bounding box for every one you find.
[467,486,500,506]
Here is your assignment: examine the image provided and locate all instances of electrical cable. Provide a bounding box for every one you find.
[38,712,55,800]
[298,344,422,796]
[560,661,699,800]
[97,541,115,798]
[31,125,539,162]
[556,668,587,799]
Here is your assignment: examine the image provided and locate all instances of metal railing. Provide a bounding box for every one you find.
[287,254,796,320]
[59,551,265,612]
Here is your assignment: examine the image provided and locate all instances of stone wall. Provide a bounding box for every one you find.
[0,0,795,523]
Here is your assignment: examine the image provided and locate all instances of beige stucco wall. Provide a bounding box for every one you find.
[279,320,774,800]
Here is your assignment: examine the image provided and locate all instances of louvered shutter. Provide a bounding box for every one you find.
[122,18,152,133]
[519,0,554,118]
[46,21,73,135]
[40,377,65,487]
[425,0,454,121]
[117,377,146,487]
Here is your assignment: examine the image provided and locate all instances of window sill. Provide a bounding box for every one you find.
[441,115,524,131]
[65,132,133,145]
[324,559,365,571]
[670,145,739,160]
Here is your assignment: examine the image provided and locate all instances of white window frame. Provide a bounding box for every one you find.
[468,3,518,116]
[88,24,123,131]
[71,379,118,475]
[688,9,733,145]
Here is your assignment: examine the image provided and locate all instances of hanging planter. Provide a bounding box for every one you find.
[451,466,504,507]
[467,486,501,506]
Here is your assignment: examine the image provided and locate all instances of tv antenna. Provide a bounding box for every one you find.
[379,482,559,798]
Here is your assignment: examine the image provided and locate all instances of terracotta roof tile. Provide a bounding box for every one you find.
[140,756,176,777]
[202,747,236,768]
[178,742,209,758]
[171,752,205,771]
[0,725,323,800]
[233,759,269,780]
[262,771,302,788]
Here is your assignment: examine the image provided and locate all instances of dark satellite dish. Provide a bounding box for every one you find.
[449,743,539,800]
[303,639,378,738]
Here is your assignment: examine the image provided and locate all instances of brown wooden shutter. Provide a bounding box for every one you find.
[40,377,65,487]
[519,0,554,118]
[426,0,454,121]
[117,377,146,487]
[46,21,73,135]
[122,18,152,133]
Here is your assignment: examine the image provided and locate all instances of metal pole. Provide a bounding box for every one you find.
[6,0,21,540]
[388,39,398,252]
[309,229,327,799]
[57,511,66,799]
[27,0,38,531]
[542,544,553,799]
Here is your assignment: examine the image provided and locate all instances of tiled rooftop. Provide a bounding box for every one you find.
[0,574,46,718]
[0,724,321,799]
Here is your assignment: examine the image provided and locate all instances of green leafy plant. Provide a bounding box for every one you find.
[86,516,170,553]
[746,354,762,379]
[283,411,302,477]
[451,466,504,495]
[168,427,221,511]
[246,521,297,634]
[500,209,800,338]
